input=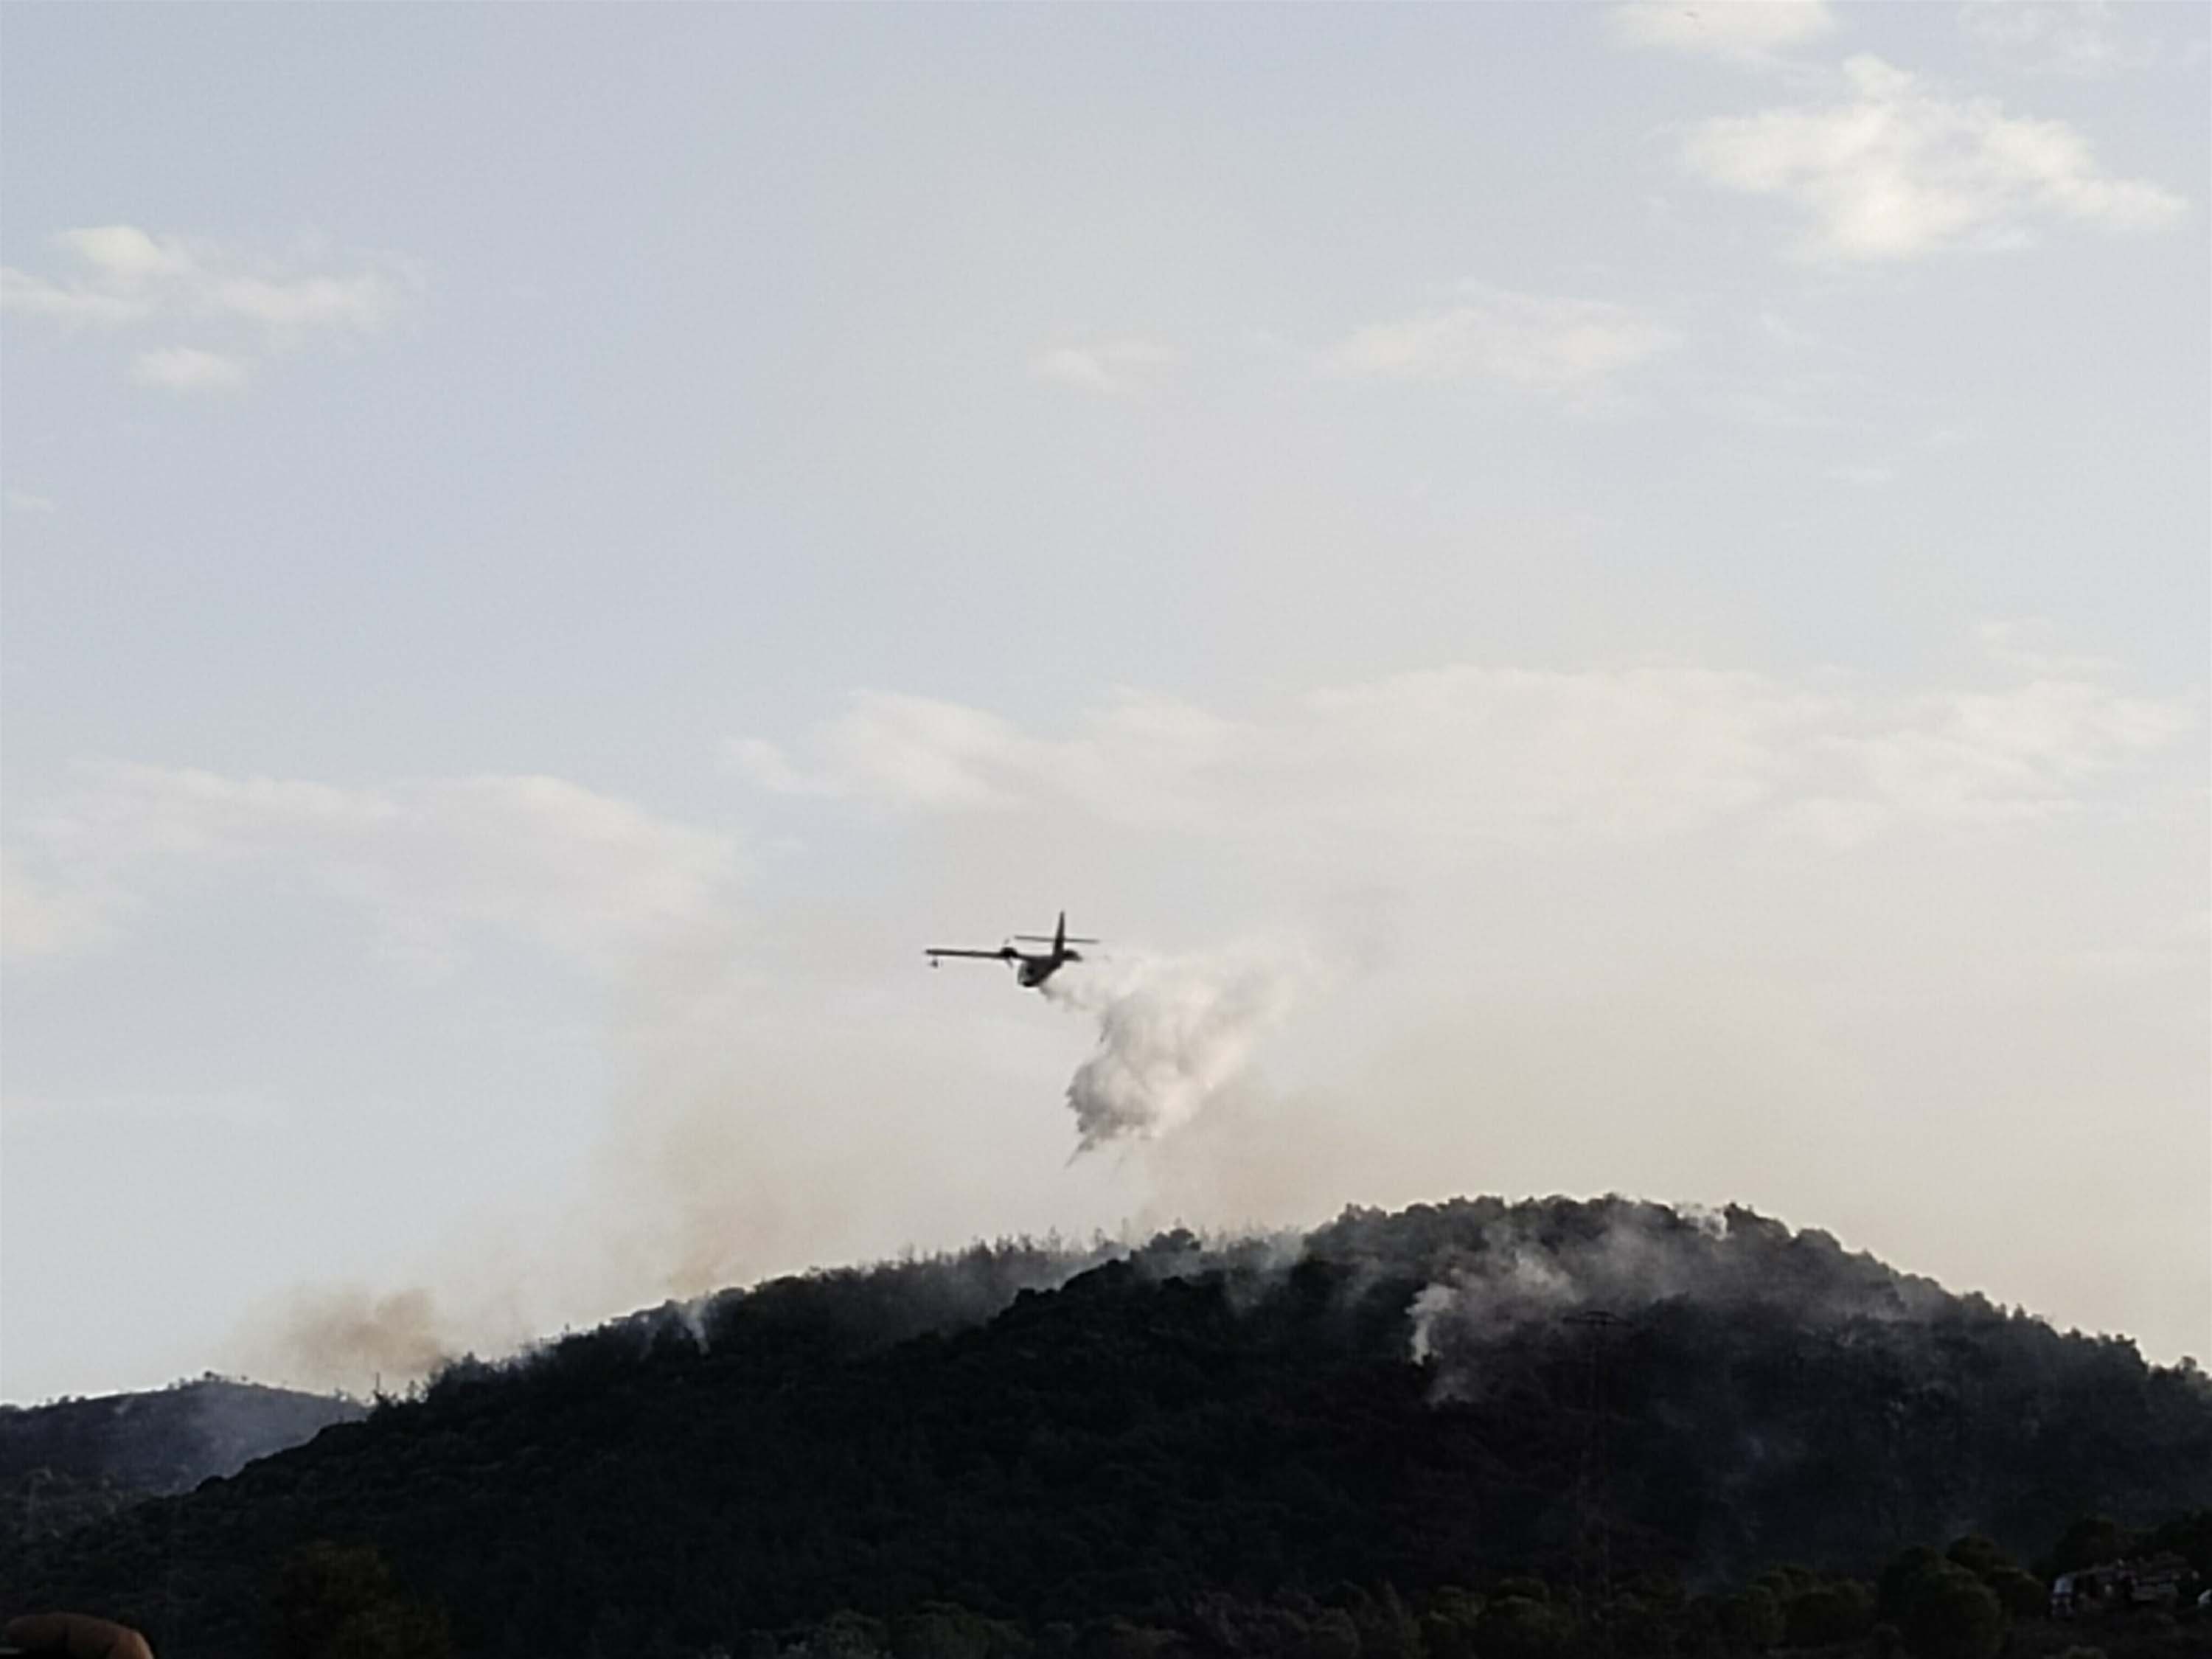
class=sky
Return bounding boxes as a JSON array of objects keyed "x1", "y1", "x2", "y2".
[{"x1": 1, "y1": 1, "x2": 2205, "y2": 1403}]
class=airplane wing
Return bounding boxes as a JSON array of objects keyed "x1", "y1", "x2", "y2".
[{"x1": 925, "y1": 947, "x2": 1013, "y2": 959}]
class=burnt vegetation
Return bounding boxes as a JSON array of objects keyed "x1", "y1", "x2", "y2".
[{"x1": 4, "y1": 1198, "x2": 2208, "y2": 1659}]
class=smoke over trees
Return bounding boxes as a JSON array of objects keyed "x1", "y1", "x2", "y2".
[
  {"x1": 0, "y1": 1377, "x2": 363, "y2": 1557},
  {"x1": 7, "y1": 1197, "x2": 2208, "y2": 1657}
]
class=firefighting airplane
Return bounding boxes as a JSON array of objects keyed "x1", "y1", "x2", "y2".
[{"x1": 925, "y1": 911, "x2": 1099, "y2": 990}]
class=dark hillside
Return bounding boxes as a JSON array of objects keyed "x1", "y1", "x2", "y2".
[
  {"x1": 7, "y1": 1200, "x2": 2208, "y2": 1658},
  {"x1": 0, "y1": 1377, "x2": 364, "y2": 1554}
]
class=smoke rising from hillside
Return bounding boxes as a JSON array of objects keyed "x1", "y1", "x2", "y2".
[
  {"x1": 236, "y1": 934, "x2": 1318, "y2": 1388},
  {"x1": 1385, "y1": 1197, "x2": 1954, "y2": 1385},
  {"x1": 1043, "y1": 945, "x2": 1311, "y2": 1150},
  {"x1": 238, "y1": 1284, "x2": 456, "y2": 1392},
  {"x1": 27, "y1": 1197, "x2": 2212, "y2": 1638}
]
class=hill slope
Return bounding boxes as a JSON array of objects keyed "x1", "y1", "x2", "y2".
[
  {"x1": 0, "y1": 1377, "x2": 365, "y2": 1554},
  {"x1": 7, "y1": 1198, "x2": 2208, "y2": 1656}
]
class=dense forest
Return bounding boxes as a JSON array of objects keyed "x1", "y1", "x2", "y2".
[
  {"x1": 1, "y1": 1377, "x2": 363, "y2": 1556},
  {"x1": 4, "y1": 1197, "x2": 2208, "y2": 1659}
]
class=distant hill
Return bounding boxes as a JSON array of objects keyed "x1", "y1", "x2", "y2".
[
  {"x1": 7, "y1": 1199, "x2": 2209, "y2": 1658},
  {"x1": 0, "y1": 1375, "x2": 364, "y2": 1552}
]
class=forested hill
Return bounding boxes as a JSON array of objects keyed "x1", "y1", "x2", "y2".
[
  {"x1": 0, "y1": 1377, "x2": 364, "y2": 1554},
  {"x1": 7, "y1": 1197, "x2": 2210, "y2": 1658}
]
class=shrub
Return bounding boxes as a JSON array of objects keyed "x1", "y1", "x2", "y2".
[
  {"x1": 1715, "y1": 1587, "x2": 1783, "y2": 1654},
  {"x1": 1898, "y1": 1565, "x2": 2004, "y2": 1659},
  {"x1": 1781, "y1": 1580, "x2": 1873, "y2": 1647},
  {"x1": 1983, "y1": 1565, "x2": 2046, "y2": 1619},
  {"x1": 1475, "y1": 1595, "x2": 1576, "y2": 1659}
]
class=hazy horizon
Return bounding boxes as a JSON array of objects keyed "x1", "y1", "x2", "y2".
[{"x1": 3, "y1": 1, "x2": 2205, "y2": 1403}]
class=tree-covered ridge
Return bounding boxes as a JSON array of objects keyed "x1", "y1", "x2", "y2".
[
  {"x1": 5, "y1": 1199, "x2": 2208, "y2": 1658},
  {"x1": 0, "y1": 1376, "x2": 364, "y2": 1554}
]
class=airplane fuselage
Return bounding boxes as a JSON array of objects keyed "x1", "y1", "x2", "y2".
[
  {"x1": 1018, "y1": 949, "x2": 1079, "y2": 988},
  {"x1": 925, "y1": 913, "x2": 1096, "y2": 993}
]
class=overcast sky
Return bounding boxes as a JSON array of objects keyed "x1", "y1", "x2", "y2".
[{"x1": 3, "y1": 1, "x2": 2205, "y2": 1403}]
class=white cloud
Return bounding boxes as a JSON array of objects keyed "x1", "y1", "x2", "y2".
[
  {"x1": 0, "y1": 849, "x2": 116, "y2": 960},
  {"x1": 212, "y1": 272, "x2": 411, "y2": 335},
  {"x1": 723, "y1": 737, "x2": 822, "y2": 798},
  {"x1": 1683, "y1": 55, "x2": 2187, "y2": 259},
  {"x1": 1028, "y1": 339, "x2": 1180, "y2": 396},
  {"x1": 0, "y1": 267, "x2": 152, "y2": 327},
  {"x1": 1959, "y1": 1, "x2": 2156, "y2": 77},
  {"x1": 732, "y1": 696, "x2": 1034, "y2": 810},
  {"x1": 17, "y1": 765, "x2": 741, "y2": 971},
  {"x1": 1801, "y1": 676, "x2": 2188, "y2": 832},
  {"x1": 55, "y1": 224, "x2": 197, "y2": 284},
  {"x1": 1329, "y1": 287, "x2": 1679, "y2": 402},
  {"x1": 132, "y1": 346, "x2": 249, "y2": 393},
  {"x1": 735, "y1": 641, "x2": 2193, "y2": 857},
  {"x1": 1612, "y1": 0, "x2": 1836, "y2": 63},
  {"x1": 1756, "y1": 310, "x2": 1822, "y2": 349},
  {"x1": 4, "y1": 489, "x2": 58, "y2": 515},
  {"x1": 1, "y1": 225, "x2": 424, "y2": 386},
  {"x1": 732, "y1": 690, "x2": 1239, "y2": 825},
  {"x1": 1972, "y1": 617, "x2": 2115, "y2": 677}
]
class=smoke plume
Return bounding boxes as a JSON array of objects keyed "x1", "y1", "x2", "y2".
[
  {"x1": 234, "y1": 931, "x2": 1318, "y2": 1391},
  {"x1": 1387, "y1": 1197, "x2": 1952, "y2": 1386},
  {"x1": 237, "y1": 1284, "x2": 458, "y2": 1394},
  {"x1": 1043, "y1": 945, "x2": 1310, "y2": 1151}
]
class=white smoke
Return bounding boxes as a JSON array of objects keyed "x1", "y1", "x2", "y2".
[
  {"x1": 1042, "y1": 944, "x2": 1311, "y2": 1152},
  {"x1": 234, "y1": 933, "x2": 1320, "y2": 1390},
  {"x1": 1402, "y1": 1200, "x2": 1954, "y2": 1388}
]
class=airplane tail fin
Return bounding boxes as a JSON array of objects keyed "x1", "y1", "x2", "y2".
[{"x1": 1014, "y1": 912, "x2": 1100, "y2": 948}]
